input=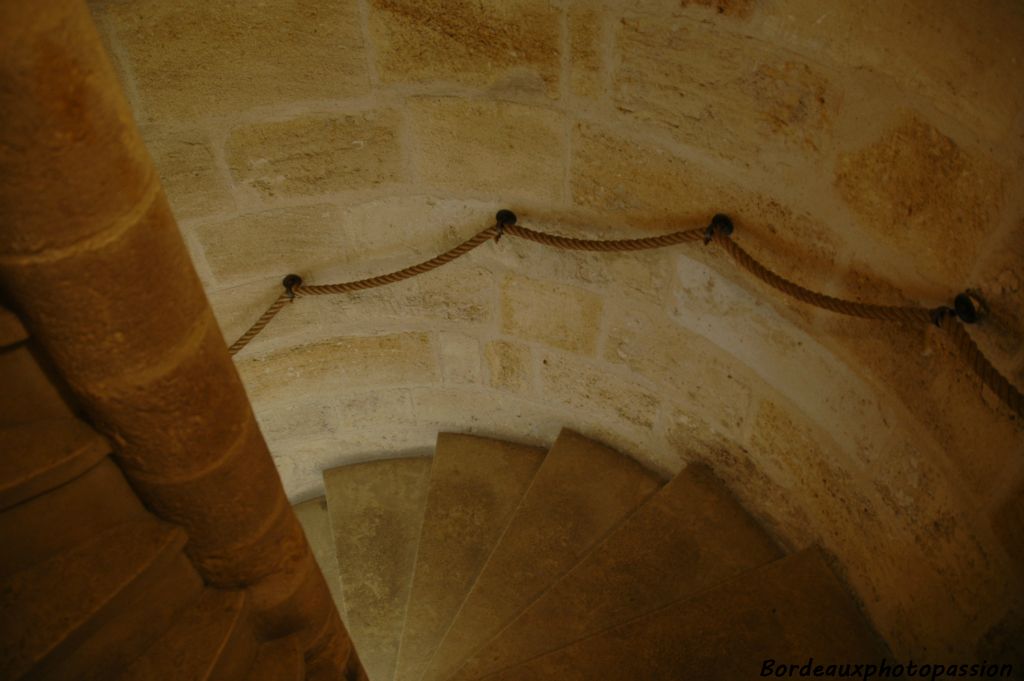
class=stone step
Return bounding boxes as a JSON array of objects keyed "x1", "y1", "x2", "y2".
[
  {"x1": 0, "y1": 343, "x2": 75, "y2": 427},
  {"x1": 324, "y1": 457, "x2": 432, "y2": 681},
  {"x1": 114, "y1": 588, "x2": 257, "y2": 681},
  {"x1": 246, "y1": 634, "x2": 305, "y2": 681},
  {"x1": 485, "y1": 549, "x2": 885, "y2": 681},
  {"x1": 0, "y1": 419, "x2": 110, "y2": 512},
  {"x1": 419, "y1": 429, "x2": 662, "y2": 681},
  {"x1": 0, "y1": 519, "x2": 193, "y2": 680},
  {"x1": 394, "y1": 434, "x2": 545, "y2": 681},
  {"x1": 0, "y1": 305, "x2": 27, "y2": 348},
  {"x1": 294, "y1": 496, "x2": 346, "y2": 621},
  {"x1": 451, "y1": 463, "x2": 784, "y2": 680}
]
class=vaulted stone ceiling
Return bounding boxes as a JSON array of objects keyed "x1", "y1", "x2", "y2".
[{"x1": 89, "y1": 0, "x2": 1023, "y2": 661}]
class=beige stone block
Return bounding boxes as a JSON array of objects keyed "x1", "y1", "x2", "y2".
[
  {"x1": 226, "y1": 112, "x2": 401, "y2": 200},
  {"x1": 604, "y1": 305, "x2": 752, "y2": 441},
  {"x1": 756, "y1": 0, "x2": 1024, "y2": 140},
  {"x1": 538, "y1": 351, "x2": 661, "y2": 430},
  {"x1": 569, "y1": 7, "x2": 602, "y2": 98},
  {"x1": 439, "y1": 332, "x2": 481, "y2": 385},
  {"x1": 408, "y1": 97, "x2": 565, "y2": 203},
  {"x1": 205, "y1": 277, "x2": 322, "y2": 354},
  {"x1": 409, "y1": 386, "x2": 564, "y2": 444},
  {"x1": 142, "y1": 127, "x2": 233, "y2": 220},
  {"x1": 324, "y1": 458, "x2": 432, "y2": 681},
  {"x1": 613, "y1": 17, "x2": 836, "y2": 161},
  {"x1": 500, "y1": 274, "x2": 602, "y2": 354},
  {"x1": 338, "y1": 196, "x2": 501, "y2": 264},
  {"x1": 570, "y1": 122, "x2": 724, "y2": 225},
  {"x1": 484, "y1": 340, "x2": 532, "y2": 393},
  {"x1": 836, "y1": 116, "x2": 1006, "y2": 283},
  {"x1": 368, "y1": 0, "x2": 560, "y2": 95},
  {"x1": 194, "y1": 204, "x2": 348, "y2": 287},
  {"x1": 99, "y1": 0, "x2": 368, "y2": 122},
  {"x1": 253, "y1": 394, "x2": 338, "y2": 445},
  {"x1": 237, "y1": 332, "x2": 438, "y2": 403}
]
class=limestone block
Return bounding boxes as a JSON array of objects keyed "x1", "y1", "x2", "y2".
[
  {"x1": 835, "y1": 116, "x2": 1005, "y2": 283},
  {"x1": 97, "y1": 0, "x2": 368, "y2": 123},
  {"x1": 410, "y1": 386, "x2": 564, "y2": 444},
  {"x1": 500, "y1": 274, "x2": 602, "y2": 354},
  {"x1": 439, "y1": 332, "x2": 481, "y2": 384},
  {"x1": 604, "y1": 305, "x2": 752, "y2": 442},
  {"x1": 408, "y1": 97, "x2": 565, "y2": 203},
  {"x1": 253, "y1": 395, "x2": 339, "y2": 446},
  {"x1": 368, "y1": 0, "x2": 560, "y2": 95},
  {"x1": 484, "y1": 340, "x2": 532, "y2": 393},
  {"x1": 570, "y1": 123, "x2": 725, "y2": 225},
  {"x1": 226, "y1": 112, "x2": 402, "y2": 200},
  {"x1": 756, "y1": 0, "x2": 1024, "y2": 140},
  {"x1": 537, "y1": 351, "x2": 661, "y2": 430},
  {"x1": 194, "y1": 204, "x2": 348, "y2": 288},
  {"x1": 142, "y1": 126, "x2": 233, "y2": 220},
  {"x1": 205, "y1": 278, "x2": 323, "y2": 355},
  {"x1": 613, "y1": 17, "x2": 836, "y2": 161},
  {"x1": 237, "y1": 333, "x2": 438, "y2": 404},
  {"x1": 568, "y1": 7, "x2": 602, "y2": 98}
]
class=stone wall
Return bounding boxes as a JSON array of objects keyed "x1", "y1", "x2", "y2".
[{"x1": 90, "y1": 0, "x2": 1024, "y2": 660}]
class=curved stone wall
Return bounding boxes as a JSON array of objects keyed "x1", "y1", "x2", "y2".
[{"x1": 90, "y1": 0, "x2": 1023, "y2": 660}]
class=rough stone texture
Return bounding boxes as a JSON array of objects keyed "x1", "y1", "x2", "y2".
[
  {"x1": 613, "y1": 16, "x2": 837, "y2": 162},
  {"x1": 408, "y1": 97, "x2": 565, "y2": 202},
  {"x1": 486, "y1": 549, "x2": 883, "y2": 681},
  {"x1": 368, "y1": 0, "x2": 560, "y2": 95},
  {"x1": 756, "y1": 0, "x2": 1024, "y2": 141},
  {"x1": 142, "y1": 127, "x2": 233, "y2": 220},
  {"x1": 568, "y1": 7, "x2": 602, "y2": 98},
  {"x1": 500, "y1": 274, "x2": 603, "y2": 354},
  {"x1": 394, "y1": 434, "x2": 545, "y2": 681},
  {"x1": 293, "y1": 497, "x2": 345, "y2": 620},
  {"x1": 438, "y1": 332, "x2": 481, "y2": 384},
  {"x1": 323, "y1": 458, "x2": 431, "y2": 681},
  {"x1": 421, "y1": 429, "x2": 661, "y2": 681},
  {"x1": 96, "y1": 0, "x2": 368, "y2": 123},
  {"x1": 836, "y1": 117, "x2": 1005, "y2": 283},
  {"x1": 238, "y1": 333, "x2": 438, "y2": 404},
  {"x1": 993, "y1": 481, "x2": 1024, "y2": 581},
  {"x1": 193, "y1": 204, "x2": 348, "y2": 287},
  {"x1": 484, "y1": 340, "x2": 532, "y2": 393},
  {"x1": 451, "y1": 464, "x2": 782, "y2": 680},
  {"x1": 226, "y1": 112, "x2": 402, "y2": 200}
]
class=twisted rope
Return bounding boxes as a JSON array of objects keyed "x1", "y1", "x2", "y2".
[{"x1": 226, "y1": 212, "x2": 1022, "y2": 420}]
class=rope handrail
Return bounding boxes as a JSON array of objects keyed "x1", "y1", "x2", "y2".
[{"x1": 227, "y1": 210, "x2": 1023, "y2": 420}]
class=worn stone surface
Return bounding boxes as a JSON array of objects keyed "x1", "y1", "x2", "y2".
[
  {"x1": 226, "y1": 112, "x2": 402, "y2": 200},
  {"x1": 438, "y1": 332, "x2": 481, "y2": 384},
  {"x1": 237, "y1": 333, "x2": 438, "y2": 404},
  {"x1": 368, "y1": 0, "x2": 560, "y2": 95},
  {"x1": 500, "y1": 274, "x2": 603, "y2": 354},
  {"x1": 613, "y1": 17, "x2": 836, "y2": 161},
  {"x1": 452, "y1": 464, "x2": 782, "y2": 680},
  {"x1": 408, "y1": 97, "x2": 565, "y2": 202},
  {"x1": 421, "y1": 429, "x2": 661, "y2": 681},
  {"x1": 323, "y1": 457, "x2": 431, "y2": 681},
  {"x1": 568, "y1": 7, "x2": 602, "y2": 98},
  {"x1": 486, "y1": 550, "x2": 883, "y2": 681},
  {"x1": 193, "y1": 204, "x2": 349, "y2": 287},
  {"x1": 484, "y1": 340, "x2": 532, "y2": 393},
  {"x1": 394, "y1": 434, "x2": 545, "y2": 681},
  {"x1": 836, "y1": 117, "x2": 1005, "y2": 283},
  {"x1": 97, "y1": 0, "x2": 368, "y2": 122},
  {"x1": 142, "y1": 127, "x2": 233, "y2": 220}
]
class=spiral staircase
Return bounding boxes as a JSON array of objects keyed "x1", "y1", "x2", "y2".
[{"x1": 296, "y1": 429, "x2": 886, "y2": 681}]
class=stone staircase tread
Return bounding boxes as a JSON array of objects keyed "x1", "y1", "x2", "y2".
[
  {"x1": 484, "y1": 549, "x2": 885, "y2": 681},
  {"x1": 0, "y1": 418, "x2": 110, "y2": 512},
  {"x1": 245, "y1": 634, "x2": 305, "y2": 681},
  {"x1": 0, "y1": 519, "x2": 189, "y2": 680},
  {"x1": 0, "y1": 344, "x2": 77, "y2": 426},
  {"x1": 450, "y1": 462, "x2": 784, "y2": 680},
  {"x1": 394, "y1": 433, "x2": 546, "y2": 681},
  {"x1": 324, "y1": 456, "x2": 432, "y2": 681},
  {"x1": 114, "y1": 588, "x2": 257, "y2": 681},
  {"x1": 419, "y1": 428, "x2": 662, "y2": 681},
  {"x1": 0, "y1": 306, "x2": 27, "y2": 348},
  {"x1": 295, "y1": 496, "x2": 346, "y2": 621}
]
